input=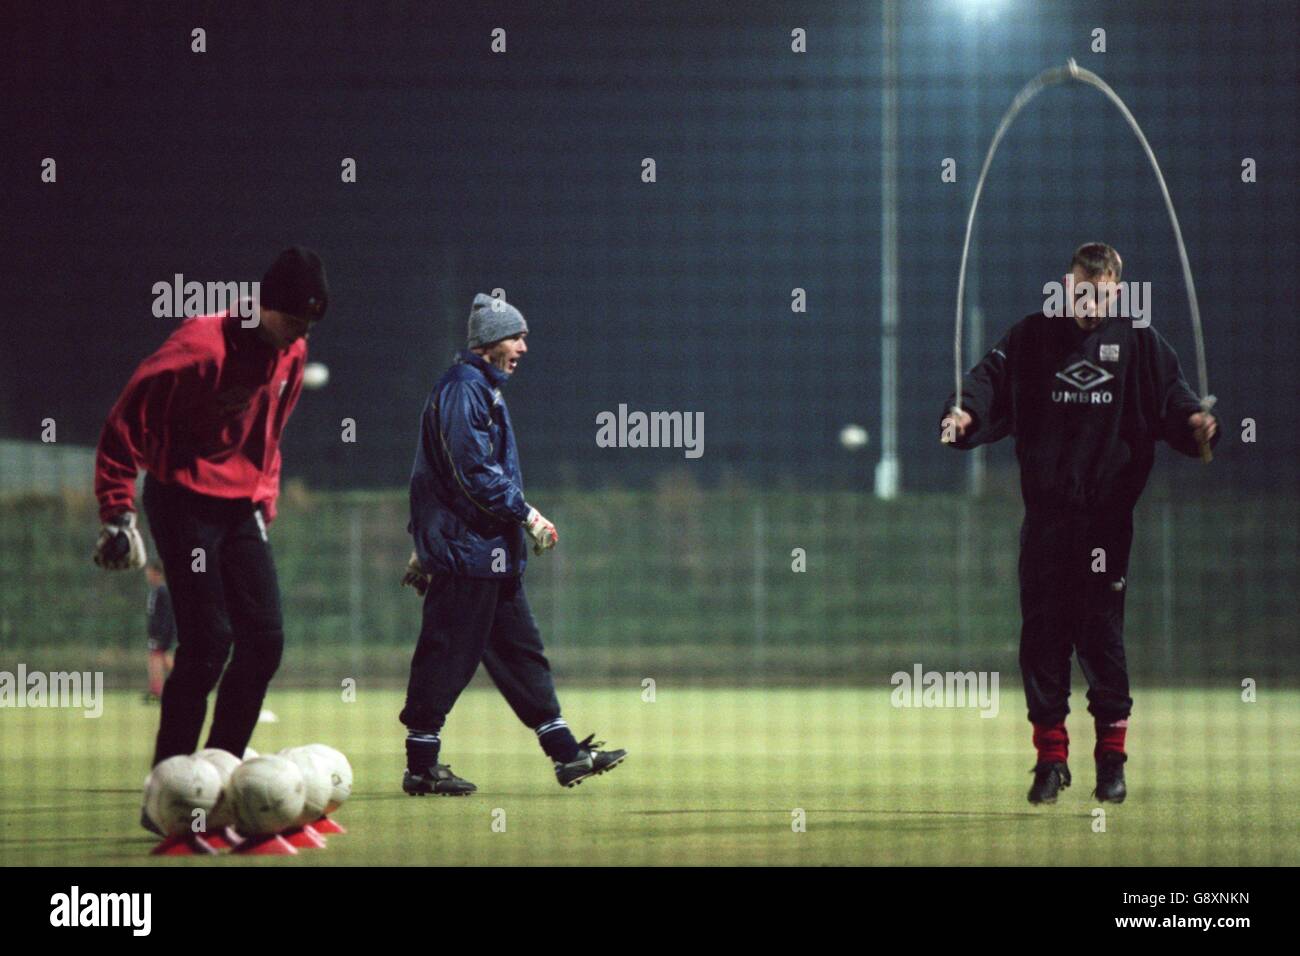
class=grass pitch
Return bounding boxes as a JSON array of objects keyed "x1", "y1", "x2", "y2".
[{"x1": 2, "y1": 687, "x2": 1297, "y2": 866}]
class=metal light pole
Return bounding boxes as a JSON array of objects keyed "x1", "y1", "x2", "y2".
[
  {"x1": 875, "y1": 0, "x2": 901, "y2": 500},
  {"x1": 966, "y1": 23, "x2": 986, "y2": 497}
]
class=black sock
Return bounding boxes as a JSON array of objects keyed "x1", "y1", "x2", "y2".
[
  {"x1": 405, "y1": 730, "x2": 441, "y2": 773},
  {"x1": 535, "y1": 717, "x2": 580, "y2": 763}
]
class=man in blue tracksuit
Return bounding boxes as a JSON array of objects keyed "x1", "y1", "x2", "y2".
[{"x1": 398, "y1": 293, "x2": 627, "y2": 795}]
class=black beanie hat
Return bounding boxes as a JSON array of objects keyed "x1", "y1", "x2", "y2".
[{"x1": 260, "y1": 247, "x2": 329, "y2": 319}]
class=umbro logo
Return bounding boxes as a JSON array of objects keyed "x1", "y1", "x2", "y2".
[{"x1": 1055, "y1": 359, "x2": 1114, "y2": 391}]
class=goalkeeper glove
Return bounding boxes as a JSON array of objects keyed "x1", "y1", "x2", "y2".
[
  {"x1": 401, "y1": 551, "x2": 431, "y2": 596},
  {"x1": 524, "y1": 506, "x2": 558, "y2": 555},
  {"x1": 93, "y1": 511, "x2": 147, "y2": 571}
]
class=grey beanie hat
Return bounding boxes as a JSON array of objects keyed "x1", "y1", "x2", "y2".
[{"x1": 467, "y1": 293, "x2": 528, "y2": 348}]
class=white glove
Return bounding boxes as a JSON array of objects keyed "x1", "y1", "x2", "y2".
[
  {"x1": 524, "y1": 506, "x2": 558, "y2": 556},
  {"x1": 93, "y1": 511, "x2": 147, "y2": 570},
  {"x1": 401, "y1": 551, "x2": 431, "y2": 596}
]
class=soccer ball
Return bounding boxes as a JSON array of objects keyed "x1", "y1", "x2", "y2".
[
  {"x1": 195, "y1": 748, "x2": 241, "y2": 830},
  {"x1": 302, "y1": 362, "x2": 330, "y2": 389},
  {"x1": 196, "y1": 748, "x2": 241, "y2": 780},
  {"x1": 301, "y1": 743, "x2": 353, "y2": 814},
  {"x1": 228, "y1": 756, "x2": 306, "y2": 837},
  {"x1": 278, "y1": 747, "x2": 332, "y2": 825},
  {"x1": 839, "y1": 423, "x2": 869, "y2": 450},
  {"x1": 143, "y1": 755, "x2": 223, "y2": 838}
]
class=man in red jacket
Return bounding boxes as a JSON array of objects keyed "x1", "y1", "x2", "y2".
[{"x1": 93, "y1": 248, "x2": 328, "y2": 788}]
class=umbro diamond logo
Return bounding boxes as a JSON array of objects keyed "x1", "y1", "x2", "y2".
[{"x1": 1055, "y1": 359, "x2": 1114, "y2": 391}]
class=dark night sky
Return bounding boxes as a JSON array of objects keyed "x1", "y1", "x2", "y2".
[{"x1": 2, "y1": 0, "x2": 1295, "y2": 494}]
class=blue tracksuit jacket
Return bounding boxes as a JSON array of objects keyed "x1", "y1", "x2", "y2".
[{"x1": 408, "y1": 350, "x2": 531, "y2": 578}]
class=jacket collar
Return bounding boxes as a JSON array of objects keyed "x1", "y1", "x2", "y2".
[
  {"x1": 223, "y1": 301, "x2": 278, "y2": 360},
  {"x1": 460, "y1": 349, "x2": 510, "y2": 388}
]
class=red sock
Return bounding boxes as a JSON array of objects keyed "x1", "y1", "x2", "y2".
[
  {"x1": 1094, "y1": 718, "x2": 1128, "y2": 760},
  {"x1": 1032, "y1": 721, "x2": 1069, "y2": 764}
]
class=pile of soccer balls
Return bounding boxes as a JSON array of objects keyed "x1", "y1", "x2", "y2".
[{"x1": 142, "y1": 744, "x2": 352, "y2": 855}]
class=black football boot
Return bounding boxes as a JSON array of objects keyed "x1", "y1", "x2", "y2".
[
  {"x1": 1027, "y1": 762, "x2": 1071, "y2": 804},
  {"x1": 403, "y1": 764, "x2": 478, "y2": 796},
  {"x1": 555, "y1": 734, "x2": 628, "y2": 788},
  {"x1": 1093, "y1": 752, "x2": 1127, "y2": 803}
]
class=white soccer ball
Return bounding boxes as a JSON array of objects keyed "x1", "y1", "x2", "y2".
[
  {"x1": 301, "y1": 744, "x2": 353, "y2": 814},
  {"x1": 839, "y1": 423, "x2": 869, "y2": 450},
  {"x1": 228, "y1": 756, "x2": 306, "y2": 837},
  {"x1": 195, "y1": 748, "x2": 241, "y2": 830},
  {"x1": 278, "y1": 747, "x2": 333, "y2": 825},
  {"x1": 302, "y1": 362, "x2": 330, "y2": 389},
  {"x1": 143, "y1": 755, "x2": 223, "y2": 838},
  {"x1": 196, "y1": 748, "x2": 241, "y2": 781}
]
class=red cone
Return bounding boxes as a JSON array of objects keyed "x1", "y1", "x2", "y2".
[
  {"x1": 204, "y1": 827, "x2": 244, "y2": 851},
  {"x1": 312, "y1": 816, "x2": 346, "y2": 834},
  {"x1": 151, "y1": 833, "x2": 218, "y2": 856},
  {"x1": 233, "y1": 834, "x2": 299, "y2": 855},
  {"x1": 283, "y1": 825, "x2": 327, "y2": 849}
]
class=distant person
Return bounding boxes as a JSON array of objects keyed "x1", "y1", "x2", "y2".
[
  {"x1": 940, "y1": 242, "x2": 1219, "y2": 805},
  {"x1": 399, "y1": 293, "x2": 627, "y2": 794},
  {"x1": 91, "y1": 247, "x2": 328, "y2": 835},
  {"x1": 144, "y1": 562, "x2": 175, "y2": 703}
]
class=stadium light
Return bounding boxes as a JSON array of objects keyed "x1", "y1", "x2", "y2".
[{"x1": 954, "y1": 0, "x2": 1007, "y2": 20}]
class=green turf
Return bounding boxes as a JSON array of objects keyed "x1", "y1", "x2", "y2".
[{"x1": 2, "y1": 687, "x2": 1297, "y2": 866}]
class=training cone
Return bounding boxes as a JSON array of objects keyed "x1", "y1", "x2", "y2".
[
  {"x1": 283, "y1": 825, "x2": 327, "y2": 849},
  {"x1": 233, "y1": 834, "x2": 299, "y2": 856},
  {"x1": 204, "y1": 827, "x2": 244, "y2": 851},
  {"x1": 151, "y1": 833, "x2": 218, "y2": 856},
  {"x1": 312, "y1": 816, "x2": 346, "y2": 835}
]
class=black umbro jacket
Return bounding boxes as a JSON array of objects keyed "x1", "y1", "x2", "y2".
[{"x1": 942, "y1": 311, "x2": 1220, "y2": 514}]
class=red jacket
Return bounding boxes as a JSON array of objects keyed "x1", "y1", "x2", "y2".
[{"x1": 95, "y1": 311, "x2": 306, "y2": 523}]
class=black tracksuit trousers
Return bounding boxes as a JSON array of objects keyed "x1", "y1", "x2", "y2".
[
  {"x1": 142, "y1": 475, "x2": 284, "y2": 764},
  {"x1": 399, "y1": 573, "x2": 561, "y2": 735},
  {"x1": 1018, "y1": 508, "x2": 1135, "y2": 726}
]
